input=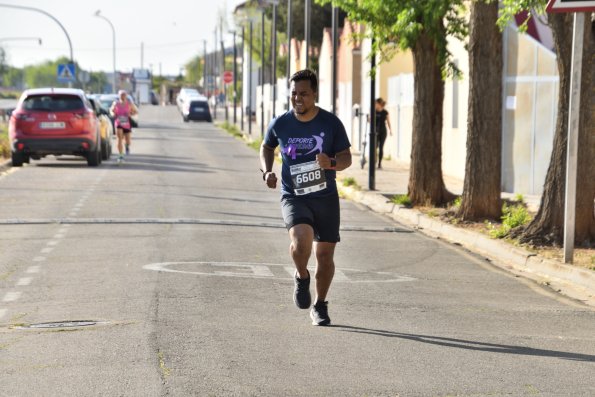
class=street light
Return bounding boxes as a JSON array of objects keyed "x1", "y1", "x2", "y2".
[
  {"x1": 0, "y1": 4, "x2": 73, "y2": 64},
  {"x1": 0, "y1": 37, "x2": 42, "y2": 45},
  {"x1": 94, "y1": 10, "x2": 116, "y2": 93}
]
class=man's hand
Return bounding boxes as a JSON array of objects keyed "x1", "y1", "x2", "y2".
[
  {"x1": 264, "y1": 172, "x2": 277, "y2": 189},
  {"x1": 316, "y1": 153, "x2": 333, "y2": 169}
]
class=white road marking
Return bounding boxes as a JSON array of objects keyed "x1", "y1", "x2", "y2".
[
  {"x1": 144, "y1": 262, "x2": 417, "y2": 283},
  {"x1": 213, "y1": 263, "x2": 275, "y2": 278},
  {"x1": 3, "y1": 292, "x2": 22, "y2": 302},
  {"x1": 16, "y1": 277, "x2": 32, "y2": 286},
  {"x1": 0, "y1": 308, "x2": 6, "y2": 320},
  {"x1": 41, "y1": 247, "x2": 54, "y2": 254},
  {"x1": 26, "y1": 266, "x2": 40, "y2": 273},
  {"x1": 33, "y1": 256, "x2": 46, "y2": 262}
]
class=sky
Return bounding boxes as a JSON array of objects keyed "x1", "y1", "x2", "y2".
[{"x1": 0, "y1": 0, "x2": 246, "y2": 76}]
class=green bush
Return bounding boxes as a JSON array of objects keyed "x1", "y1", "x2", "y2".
[
  {"x1": 0, "y1": 123, "x2": 9, "y2": 159},
  {"x1": 489, "y1": 202, "x2": 531, "y2": 238},
  {"x1": 342, "y1": 177, "x2": 359, "y2": 188},
  {"x1": 391, "y1": 194, "x2": 412, "y2": 207}
]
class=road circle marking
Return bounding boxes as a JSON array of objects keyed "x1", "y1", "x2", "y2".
[{"x1": 143, "y1": 261, "x2": 416, "y2": 283}]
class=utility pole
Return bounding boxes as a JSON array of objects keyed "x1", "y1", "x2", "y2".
[
  {"x1": 271, "y1": 2, "x2": 277, "y2": 118},
  {"x1": 261, "y1": 9, "x2": 265, "y2": 138},
  {"x1": 331, "y1": 5, "x2": 338, "y2": 115},
  {"x1": 304, "y1": 0, "x2": 311, "y2": 70},
  {"x1": 286, "y1": 0, "x2": 292, "y2": 110},
  {"x1": 368, "y1": 36, "x2": 376, "y2": 191}
]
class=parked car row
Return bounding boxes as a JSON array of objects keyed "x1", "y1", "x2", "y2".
[{"x1": 7, "y1": 88, "x2": 125, "y2": 167}]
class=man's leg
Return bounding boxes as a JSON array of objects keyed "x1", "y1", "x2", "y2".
[
  {"x1": 288, "y1": 224, "x2": 313, "y2": 279},
  {"x1": 313, "y1": 242, "x2": 336, "y2": 302}
]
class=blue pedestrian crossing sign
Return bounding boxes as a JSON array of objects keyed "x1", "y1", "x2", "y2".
[{"x1": 57, "y1": 63, "x2": 76, "y2": 83}]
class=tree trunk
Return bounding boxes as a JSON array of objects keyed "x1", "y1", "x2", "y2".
[
  {"x1": 408, "y1": 30, "x2": 455, "y2": 206},
  {"x1": 575, "y1": 15, "x2": 595, "y2": 244},
  {"x1": 519, "y1": 13, "x2": 595, "y2": 246},
  {"x1": 458, "y1": 0, "x2": 503, "y2": 221}
]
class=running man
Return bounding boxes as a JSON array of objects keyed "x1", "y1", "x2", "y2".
[
  {"x1": 260, "y1": 69, "x2": 352, "y2": 326},
  {"x1": 110, "y1": 90, "x2": 138, "y2": 163}
]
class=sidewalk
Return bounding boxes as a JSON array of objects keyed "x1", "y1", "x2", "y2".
[
  {"x1": 336, "y1": 151, "x2": 595, "y2": 308},
  {"x1": 225, "y1": 114, "x2": 595, "y2": 308}
]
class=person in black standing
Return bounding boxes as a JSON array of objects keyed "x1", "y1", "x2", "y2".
[{"x1": 374, "y1": 98, "x2": 392, "y2": 169}]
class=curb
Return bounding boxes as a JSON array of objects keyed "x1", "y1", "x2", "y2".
[
  {"x1": 0, "y1": 158, "x2": 10, "y2": 172},
  {"x1": 339, "y1": 185, "x2": 595, "y2": 307}
]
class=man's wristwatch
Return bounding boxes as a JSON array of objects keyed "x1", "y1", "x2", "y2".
[{"x1": 330, "y1": 158, "x2": 337, "y2": 169}]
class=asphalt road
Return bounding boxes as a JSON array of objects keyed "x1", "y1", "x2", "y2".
[{"x1": 0, "y1": 106, "x2": 593, "y2": 397}]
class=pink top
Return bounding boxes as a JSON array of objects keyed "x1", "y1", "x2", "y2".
[{"x1": 113, "y1": 101, "x2": 131, "y2": 129}]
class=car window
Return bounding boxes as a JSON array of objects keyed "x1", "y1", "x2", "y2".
[
  {"x1": 190, "y1": 101, "x2": 208, "y2": 108},
  {"x1": 23, "y1": 95, "x2": 84, "y2": 111}
]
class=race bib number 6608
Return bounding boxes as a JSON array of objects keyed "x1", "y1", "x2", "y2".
[{"x1": 290, "y1": 160, "x2": 327, "y2": 195}]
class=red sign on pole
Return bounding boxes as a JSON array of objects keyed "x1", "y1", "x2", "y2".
[
  {"x1": 223, "y1": 71, "x2": 233, "y2": 84},
  {"x1": 547, "y1": 0, "x2": 595, "y2": 13}
]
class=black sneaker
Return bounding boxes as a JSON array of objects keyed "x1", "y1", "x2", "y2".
[
  {"x1": 293, "y1": 271, "x2": 311, "y2": 309},
  {"x1": 310, "y1": 301, "x2": 331, "y2": 326}
]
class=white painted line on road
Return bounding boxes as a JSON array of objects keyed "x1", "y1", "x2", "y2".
[
  {"x1": 41, "y1": 247, "x2": 54, "y2": 254},
  {"x1": 284, "y1": 266, "x2": 349, "y2": 282},
  {"x1": 26, "y1": 266, "x2": 40, "y2": 274},
  {"x1": 3, "y1": 292, "x2": 22, "y2": 302},
  {"x1": 33, "y1": 256, "x2": 46, "y2": 262},
  {"x1": 0, "y1": 308, "x2": 6, "y2": 320},
  {"x1": 145, "y1": 262, "x2": 417, "y2": 283},
  {"x1": 16, "y1": 277, "x2": 32, "y2": 286}
]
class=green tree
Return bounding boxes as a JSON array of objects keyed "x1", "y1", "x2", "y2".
[
  {"x1": 0, "y1": 47, "x2": 7, "y2": 85},
  {"x1": 319, "y1": 0, "x2": 466, "y2": 206},
  {"x1": 500, "y1": 2, "x2": 595, "y2": 246},
  {"x1": 457, "y1": 0, "x2": 503, "y2": 221}
]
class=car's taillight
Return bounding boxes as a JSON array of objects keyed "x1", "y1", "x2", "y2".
[
  {"x1": 15, "y1": 112, "x2": 34, "y2": 122},
  {"x1": 81, "y1": 142, "x2": 89, "y2": 149},
  {"x1": 74, "y1": 112, "x2": 91, "y2": 120},
  {"x1": 17, "y1": 143, "x2": 25, "y2": 150}
]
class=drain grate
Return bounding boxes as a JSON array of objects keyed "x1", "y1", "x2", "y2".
[{"x1": 19, "y1": 320, "x2": 104, "y2": 329}]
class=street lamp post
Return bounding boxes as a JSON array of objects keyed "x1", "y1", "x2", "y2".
[
  {"x1": 0, "y1": 4, "x2": 73, "y2": 63},
  {"x1": 94, "y1": 10, "x2": 116, "y2": 93},
  {"x1": 0, "y1": 37, "x2": 42, "y2": 45}
]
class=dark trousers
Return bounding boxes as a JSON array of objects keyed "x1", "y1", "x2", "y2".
[{"x1": 376, "y1": 132, "x2": 387, "y2": 166}]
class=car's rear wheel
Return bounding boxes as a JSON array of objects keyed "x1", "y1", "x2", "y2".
[
  {"x1": 101, "y1": 138, "x2": 109, "y2": 160},
  {"x1": 11, "y1": 151, "x2": 24, "y2": 167},
  {"x1": 87, "y1": 145, "x2": 101, "y2": 167}
]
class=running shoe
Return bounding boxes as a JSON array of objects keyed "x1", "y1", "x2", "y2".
[
  {"x1": 117, "y1": 155, "x2": 124, "y2": 164},
  {"x1": 293, "y1": 271, "x2": 311, "y2": 309},
  {"x1": 310, "y1": 300, "x2": 331, "y2": 326}
]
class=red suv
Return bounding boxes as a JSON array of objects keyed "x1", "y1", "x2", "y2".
[{"x1": 9, "y1": 88, "x2": 102, "y2": 167}]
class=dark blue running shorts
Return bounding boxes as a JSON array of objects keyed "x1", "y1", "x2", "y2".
[{"x1": 281, "y1": 194, "x2": 341, "y2": 243}]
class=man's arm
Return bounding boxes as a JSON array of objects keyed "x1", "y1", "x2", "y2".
[
  {"x1": 316, "y1": 148, "x2": 352, "y2": 171},
  {"x1": 260, "y1": 142, "x2": 278, "y2": 189}
]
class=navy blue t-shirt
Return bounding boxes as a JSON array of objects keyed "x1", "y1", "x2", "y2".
[{"x1": 264, "y1": 108, "x2": 351, "y2": 198}]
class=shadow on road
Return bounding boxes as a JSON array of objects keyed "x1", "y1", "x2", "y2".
[{"x1": 334, "y1": 325, "x2": 595, "y2": 362}]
